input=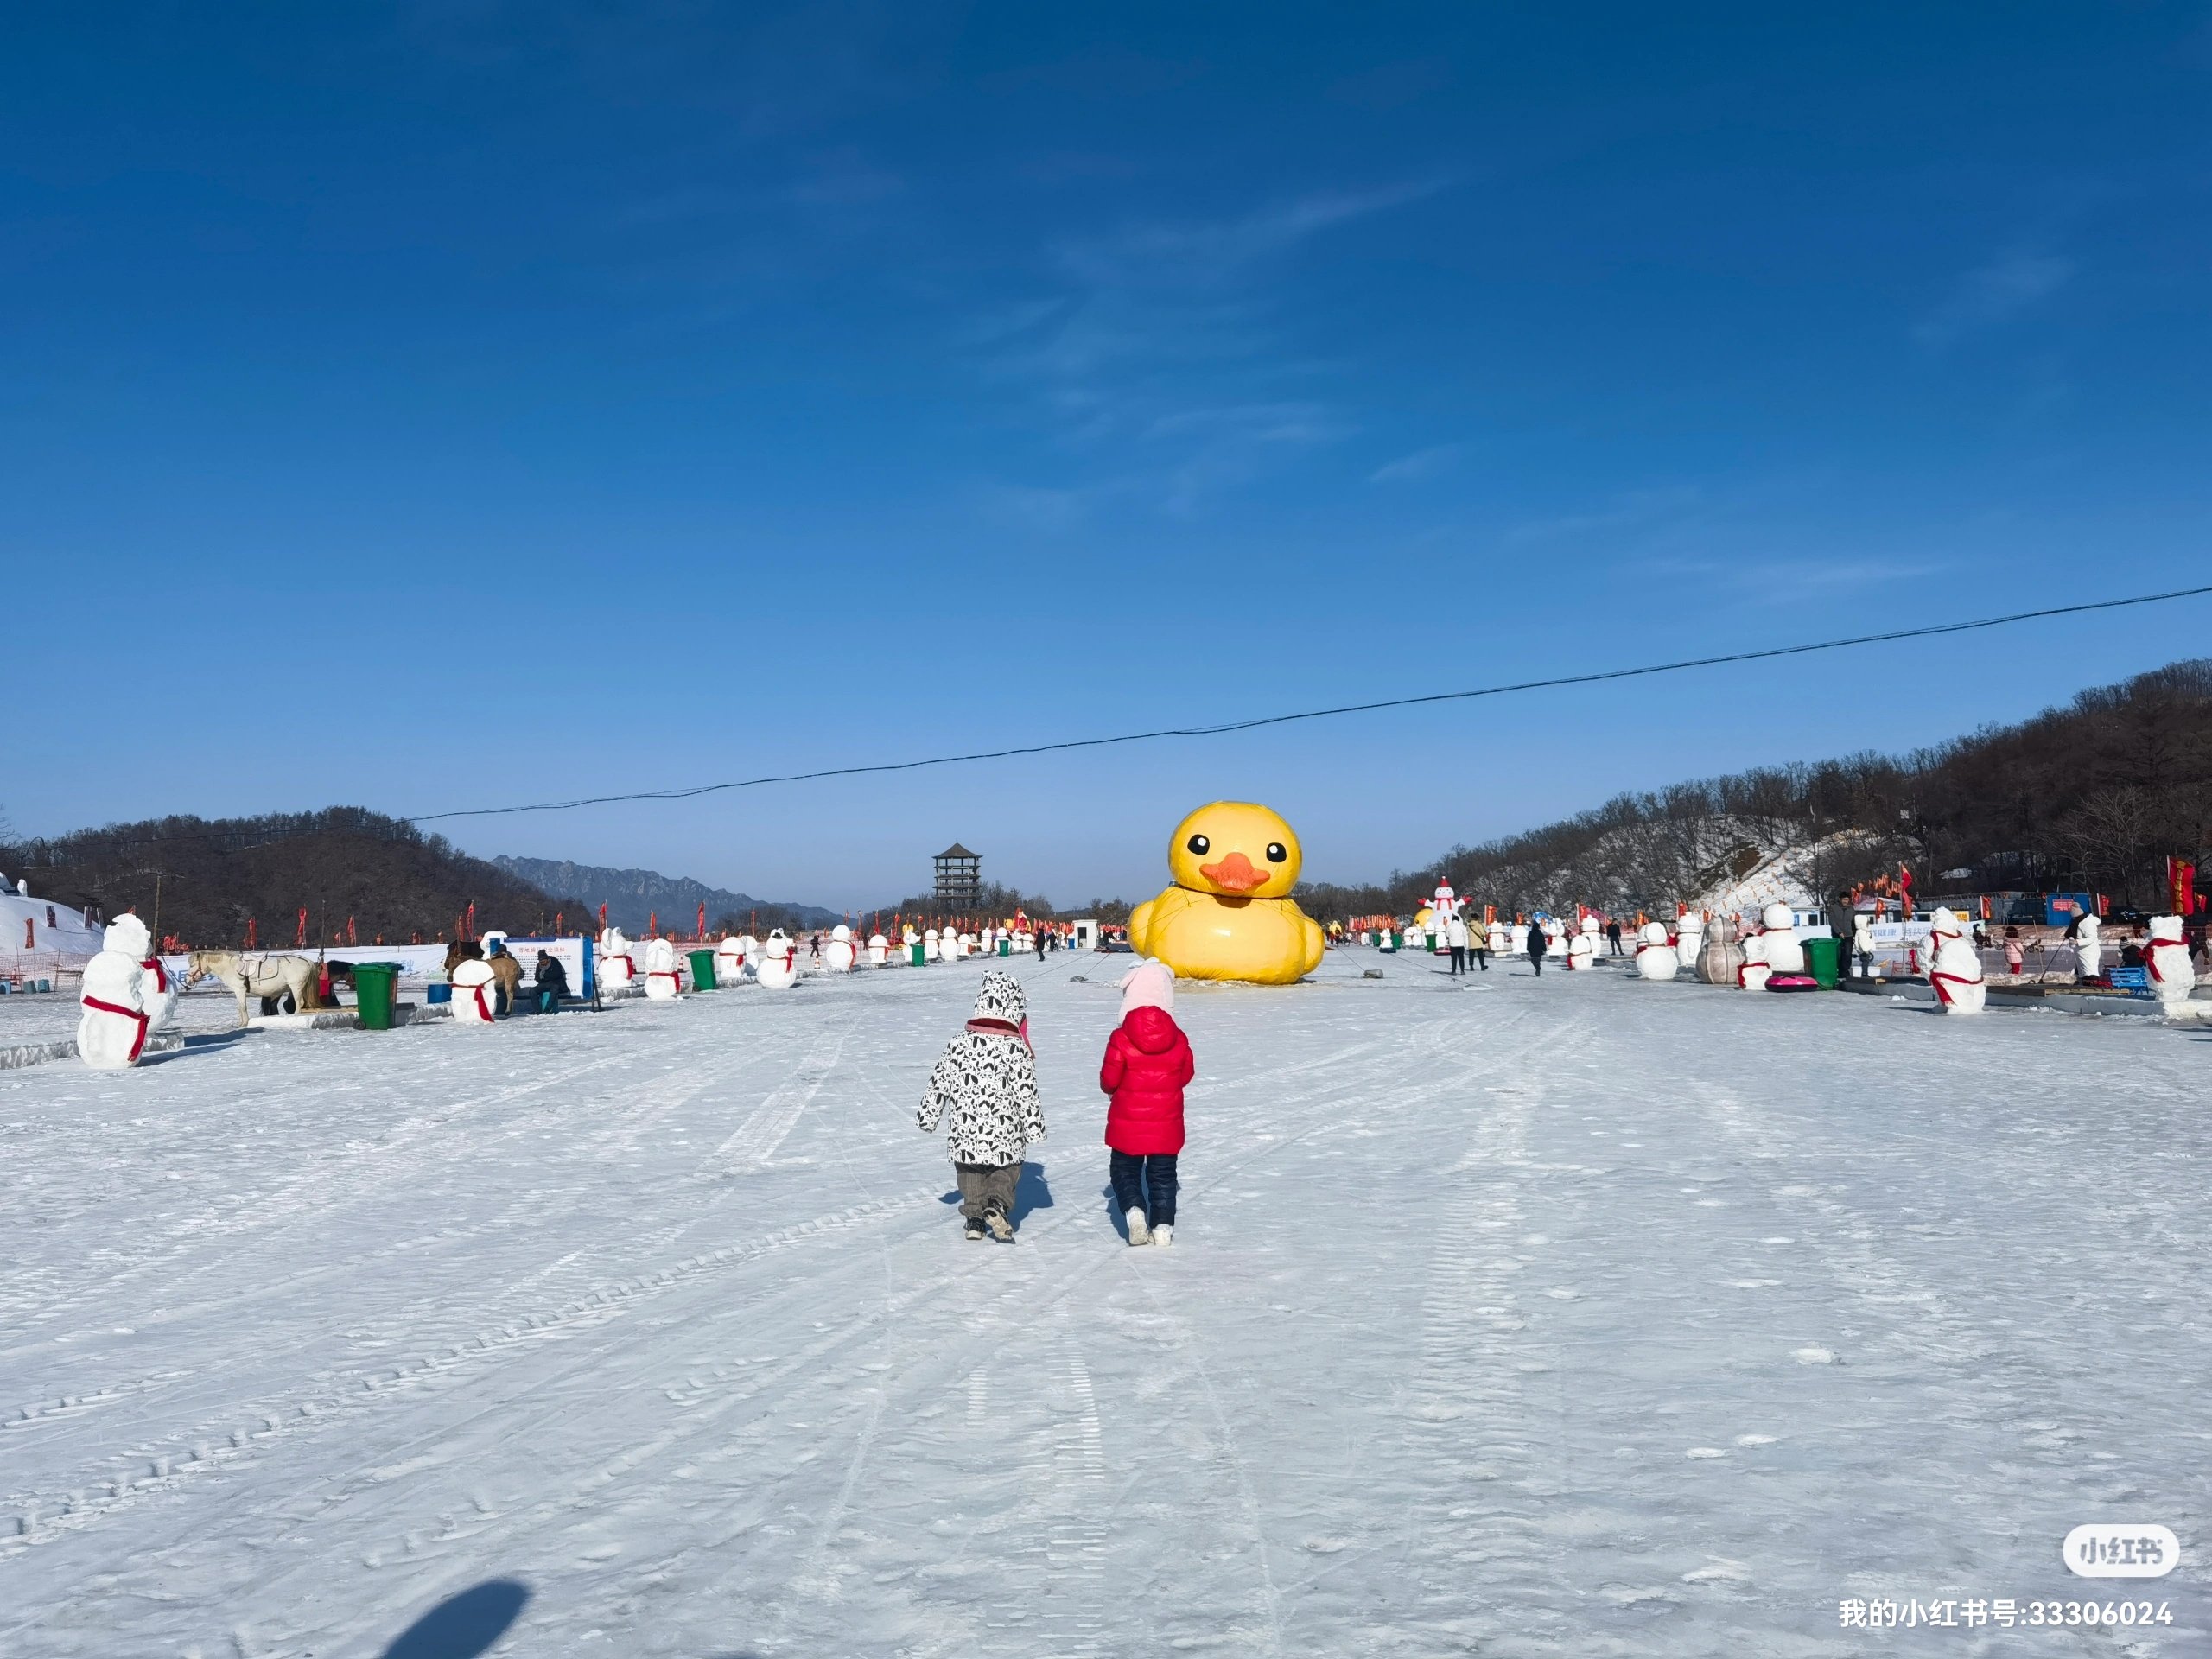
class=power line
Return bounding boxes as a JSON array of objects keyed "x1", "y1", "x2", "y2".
[{"x1": 411, "y1": 581, "x2": 2212, "y2": 823}]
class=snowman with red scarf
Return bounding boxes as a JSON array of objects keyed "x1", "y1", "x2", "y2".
[
  {"x1": 2145, "y1": 915, "x2": 2197, "y2": 1014},
  {"x1": 641, "y1": 935, "x2": 683, "y2": 999},
  {"x1": 451, "y1": 952, "x2": 500, "y2": 1027},
  {"x1": 598, "y1": 925, "x2": 638, "y2": 995},
  {"x1": 1634, "y1": 920, "x2": 1679, "y2": 982},
  {"x1": 78, "y1": 914, "x2": 154, "y2": 1069},
  {"x1": 1926, "y1": 906, "x2": 1987, "y2": 1014}
]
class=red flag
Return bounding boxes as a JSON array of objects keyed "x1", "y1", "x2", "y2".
[
  {"x1": 465, "y1": 902, "x2": 475, "y2": 941},
  {"x1": 346, "y1": 914, "x2": 357, "y2": 945},
  {"x1": 696, "y1": 902, "x2": 706, "y2": 940},
  {"x1": 296, "y1": 907, "x2": 308, "y2": 947},
  {"x1": 245, "y1": 917, "x2": 257, "y2": 949},
  {"x1": 556, "y1": 911, "x2": 563, "y2": 936},
  {"x1": 598, "y1": 902, "x2": 607, "y2": 933},
  {"x1": 1897, "y1": 865, "x2": 1913, "y2": 915},
  {"x1": 649, "y1": 910, "x2": 658, "y2": 938},
  {"x1": 2168, "y1": 856, "x2": 2196, "y2": 916}
]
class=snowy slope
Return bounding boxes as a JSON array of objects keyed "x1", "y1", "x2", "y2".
[{"x1": 1, "y1": 954, "x2": 2203, "y2": 1655}]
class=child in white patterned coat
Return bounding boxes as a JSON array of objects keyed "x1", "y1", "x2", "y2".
[{"x1": 918, "y1": 970, "x2": 1046, "y2": 1242}]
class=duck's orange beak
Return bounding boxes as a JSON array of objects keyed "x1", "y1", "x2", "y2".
[{"x1": 1199, "y1": 852, "x2": 1270, "y2": 893}]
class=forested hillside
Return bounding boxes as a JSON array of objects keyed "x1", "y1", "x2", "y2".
[
  {"x1": 494, "y1": 855, "x2": 837, "y2": 935},
  {"x1": 1295, "y1": 659, "x2": 2212, "y2": 921},
  {"x1": 1, "y1": 809, "x2": 588, "y2": 947}
]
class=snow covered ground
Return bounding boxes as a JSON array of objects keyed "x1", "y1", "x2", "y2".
[{"x1": 2, "y1": 950, "x2": 2204, "y2": 1656}]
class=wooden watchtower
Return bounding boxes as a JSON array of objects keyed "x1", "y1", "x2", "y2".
[{"x1": 933, "y1": 843, "x2": 982, "y2": 911}]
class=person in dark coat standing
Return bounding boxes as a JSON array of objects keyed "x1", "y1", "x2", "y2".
[
  {"x1": 1527, "y1": 918, "x2": 1549, "y2": 976},
  {"x1": 1101, "y1": 962, "x2": 1194, "y2": 1247}
]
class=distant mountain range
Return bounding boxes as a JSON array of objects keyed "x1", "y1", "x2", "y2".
[{"x1": 493, "y1": 855, "x2": 840, "y2": 933}]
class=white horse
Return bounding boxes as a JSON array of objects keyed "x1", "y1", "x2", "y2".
[{"x1": 188, "y1": 950, "x2": 323, "y2": 1027}]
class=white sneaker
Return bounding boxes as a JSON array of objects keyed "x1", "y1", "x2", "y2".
[
  {"x1": 1124, "y1": 1207, "x2": 1151, "y2": 1246},
  {"x1": 1151, "y1": 1224, "x2": 1172, "y2": 1249}
]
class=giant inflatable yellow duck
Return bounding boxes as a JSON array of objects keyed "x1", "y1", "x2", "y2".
[{"x1": 1128, "y1": 801, "x2": 1327, "y2": 984}]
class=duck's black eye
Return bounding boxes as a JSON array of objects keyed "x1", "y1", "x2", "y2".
[
  {"x1": 1185, "y1": 833, "x2": 1210, "y2": 855},
  {"x1": 1266, "y1": 842, "x2": 1287, "y2": 863}
]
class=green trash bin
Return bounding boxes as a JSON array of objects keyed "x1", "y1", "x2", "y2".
[
  {"x1": 998, "y1": 938, "x2": 1010, "y2": 957},
  {"x1": 910, "y1": 942, "x2": 926, "y2": 966},
  {"x1": 687, "y1": 949, "x2": 718, "y2": 991},
  {"x1": 1803, "y1": 936, "x2": 1840, "y2": 989},
  {"x1": 353, "y1": 963, "x2": 402, "y2": 1031}
]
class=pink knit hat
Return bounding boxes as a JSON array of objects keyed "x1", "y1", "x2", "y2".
[{"x1": 1117, "y1": 959, "x2": 1175, "y2": 1018}]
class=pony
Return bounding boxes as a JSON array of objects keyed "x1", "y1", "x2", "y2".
[
  {"x1": 187, "y1": 950, "x2": 324, "y2": 1027},
  {"x1": 445, "y1": 941, "x2": 524, "y2": 1014}
]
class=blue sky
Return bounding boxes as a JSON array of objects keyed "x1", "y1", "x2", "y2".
[{"x1": 7, "y1": 3, "x2": 2210, "y2": 909}]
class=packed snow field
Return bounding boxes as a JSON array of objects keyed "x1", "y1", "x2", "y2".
[{"x1": 2, "y1": 951, "x2": 2204, "y2": 1656}]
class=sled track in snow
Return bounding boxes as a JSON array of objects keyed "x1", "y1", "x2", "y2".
[{"x1": 0, "y1": 1186, "x2": 937, "y2": 1560}]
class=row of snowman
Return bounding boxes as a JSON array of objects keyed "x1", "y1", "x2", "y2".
[{"x1": 1630, "y1": 905, "x2": 1821, "y2": 995}]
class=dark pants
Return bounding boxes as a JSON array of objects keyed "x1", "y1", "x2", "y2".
[
  {"x1": 1530, "y1": 952, "x2": 1545, "y2": 976},
  {"x1": 1109, "y1": 1150, "x2": 1179, "y2": 1226},
  {"x1": 1448, "y1": 945, "x2": 1466, "y2": 974},
  {"x1": 1473, "y1": 946, "x2": 1489, "y2": 970},
  {"x1": 955, "y1": 1160, "x2": 1022, "y2": 1221}
]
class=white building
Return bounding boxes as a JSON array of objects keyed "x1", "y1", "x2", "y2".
[{"x1": 0, "y1": 873, "x2": 105, "y2": 983}]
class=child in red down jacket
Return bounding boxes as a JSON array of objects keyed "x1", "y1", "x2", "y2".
[{"x1": 1099, "y1": 961, "x2": 1194, "y2": 1247}]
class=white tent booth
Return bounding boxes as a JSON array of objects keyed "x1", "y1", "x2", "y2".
[{"x1": 0, "y1": 873, "x2": 105, "y2": 988}]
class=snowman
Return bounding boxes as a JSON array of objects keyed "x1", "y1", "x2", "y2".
[
  {"x1": 1700, "y1": 913, "x2": 1745, "y2": 988},
  {"x1": 598, "y1": 926, "x2": 638, "y2": 995},
  {"x1": 78, "y1": 915, "x2": 154, "y2": 1069},
  {"x1": 757, "y1": 929, "x2": 799, "y2": 989},
  {"x1": 714, "y1": 932, "x2": 748, "y2": 982},
  {"x1": 1509, "y1": 921, "x2": 1529, "y2": 957},
  {"x1": 924, "y1": 927, "x2": 942, "y2": 963},
  {"x1": 1406, "y1": 909, "x2": 1430, "y2": 952},
  {"x1": 1737, "y1": 923, "x2": 1771, "y2": 991},
  {"x1": 902, "y1": 925, "x2": 923, "y2": 965},
  {"x1": 824, "y1": 925, "x2": 857, "y2": 974},
  {"x1": 2073, "y1": 912, "x2": 2103, "y2": 981},
  {"x1": 1634, "y1": 920, "x2": 1680, "y2": 982},
  {"x1": 868, "y1": 931, "x2": 890, "y2": 967},
  {"x1": 1674, "y1": 912, "x2": 1707, "y2": 982},
  {"x1": 1540, "y1": 916, "x2": 1567, "y2": 959},
  {"x1": 1430, "y1": 881, "x2": 1459, "y2": 927},
  {"x1": 1761, "y1": 902, "x2": 1806, "y2": 978},
  {"x1": 1925, "y1": 907, "x2": 1986, "y2": 1014},
  {"x1": 450, "y1": 953, "x2": 500, "y2": 1026},
  {"x1": 1578, "y1": 912, "x2": 1604, "y2": 961},
  {"x1": 2145, "y1": 915, "x2": 2197, "y2": 1014},
  {"x1": 1850, "y1": 911, "x2": 1875, "y2": 977},
  {"x1": 642, "y1": 936, "x2": 683, "y2": 999},
  {"x1": 1565, "y1": 926, "x2": 1596, "y2": 970}
]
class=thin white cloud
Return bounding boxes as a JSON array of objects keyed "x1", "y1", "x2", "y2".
[
  {"x1": 1057, "y1": 179, "x2": 1446, "y2": 289},
  {"x1": 1915, "y1": 251, "x2": 2075, "y2": 346},
  {"x1": 1369, "y1": 441, "x2": 1470, "y2": 484}
]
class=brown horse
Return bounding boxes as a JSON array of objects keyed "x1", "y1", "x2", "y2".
[{"x1": 444, "y1": 941, "x2": 524, "y2": 1014}]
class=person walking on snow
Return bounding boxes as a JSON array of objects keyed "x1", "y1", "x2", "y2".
[
  {"x1": 1605, "y1": 918, "x2": 1624, "y2": 956},
  {"x1": 1527, "y1": 918, "x2": 1548, "y2": 976},
  {"x1": 918, "y1": 970, "x2": 1045, "y2": 1242},
  {"x1": 1102, "y1": 961, "x2": 1194, "y2": 1247},
  {"x1": 1446, "y1": 913, "x2": 1469, "y2": 976}
]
